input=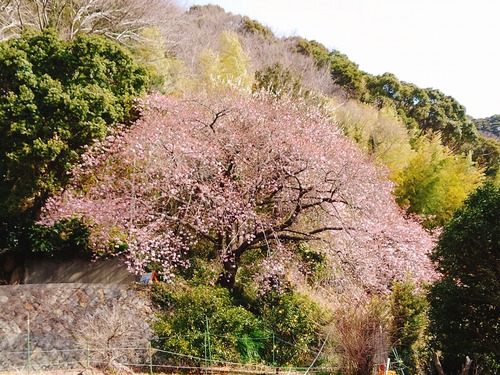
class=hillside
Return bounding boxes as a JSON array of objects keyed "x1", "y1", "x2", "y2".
[
  {"x1": 0, "y1": 1, "x2": 499, "y2": 374},
  {"x1": 473, "y1": 114, "x2": 500, "y2": 141}
]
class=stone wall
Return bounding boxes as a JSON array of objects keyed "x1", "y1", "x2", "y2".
[{"x1": 0, "y1": 283, "x2": 155, "y2": 371}]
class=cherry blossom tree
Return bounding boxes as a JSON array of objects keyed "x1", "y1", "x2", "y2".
[{"x1": 42, "y1": 91, "x2": 436, "y2": 292}]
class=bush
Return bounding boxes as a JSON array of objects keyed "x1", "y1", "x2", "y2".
[
  {"x1": 428, "y1": 183, "x2": 500, "y2": 373},
  {"x1": 257, "y1": 290, "x2": 321, "y2": 366},
  {"x1": 152, "y1": 282, "x2": 263, "y2": 365},
  {"x1": 29, "y1": 218, "x2": 91, "y2": 259},
  {"x1": 389, "y1": 279, "x2": 429, "y2": 374}
]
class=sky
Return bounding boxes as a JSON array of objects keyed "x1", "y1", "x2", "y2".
[{"x1": 182, "y1": 0, "x2": 499, "y2": 119}]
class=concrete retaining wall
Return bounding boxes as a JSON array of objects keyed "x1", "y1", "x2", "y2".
[
  {"x1": 1, "y1": 255, "x2": 137, "y2": 285},
  {"x1": 0, "y1": 283, "x2": 154, "y2": 371}
]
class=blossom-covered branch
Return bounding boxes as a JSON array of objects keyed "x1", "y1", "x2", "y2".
[{"x1": 42, "y1": 91, "x2": 436, "y2": 292}]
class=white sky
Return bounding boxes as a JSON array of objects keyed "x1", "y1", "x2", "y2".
[{"x1": 182, "y1": 0, "x2": 499, "y2": 118}]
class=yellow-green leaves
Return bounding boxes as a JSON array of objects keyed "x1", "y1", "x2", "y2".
[
  {"x1": 394, "y1": 134, "x2": 483, "y2": 227},
  {"x1": 130, "y1": 27, "x2": 187, "y2": 94},
  {"x1": 335, "y1": 100, "x2": 484, "y2": 227},
  {"x1": 335, "y1": 100, "x2": 413, "y2": 180},
  {"x1": 198, "y1": 31, "x2": 252, "y2": 91}
]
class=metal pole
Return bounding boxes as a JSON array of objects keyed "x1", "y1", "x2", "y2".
[
  {"x1": 148, "y1": 341, "x2": 153, "y2": 375},
  {"x1": 27, "y1": 312, "x2": 31, "y2": 375},
  {"x1": 206, "y1": 317, "x2": 212, "y2": 374},
  {"x1": 204, "y1": 330, "x2": 208, "y2": 375},
  {"x1": 272, "y1": 332, "x2": 275, "y2": 366}
]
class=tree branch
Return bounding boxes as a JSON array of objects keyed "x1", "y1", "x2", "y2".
[
  {"x1": 188, "y1": 100, "x2": 230, "y2": 133},
  {"x1": 162, "y1": 214, "x2": 218, "y2": 245},
  {"x1": 460, "y1": 356, "x2": 472, "y2": 375},
  {"x1": 433, "y1": 352, "x2": 446, "y2": 375}
]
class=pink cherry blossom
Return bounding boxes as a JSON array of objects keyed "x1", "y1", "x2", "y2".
[{"x1": 41, "y1": 91, "x2": 436, "y2": 292}]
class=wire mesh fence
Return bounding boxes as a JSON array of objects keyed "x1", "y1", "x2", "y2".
[
  {"x1": 0, "y1": 284, "x2": 393, "y2": 374},
  {"x1": 0, "y1": 332, "x2": 340, "y2": 374}
]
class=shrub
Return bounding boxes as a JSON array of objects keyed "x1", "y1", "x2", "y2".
[
  {"x1": 152, "y1": 282, "x2": 263, "y2": 365},
  {"x1": 257, "y1": 290, "x2": 321, "y2": 366},
  {"x1": 389, "y1": 279, "x2": 429, "y2": 374},
  {"x1": 29, "y1": 218, "x2": 91, "y2": 259}
]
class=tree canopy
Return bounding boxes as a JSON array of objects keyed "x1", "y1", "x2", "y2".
[
  {"x1": 2, "y1": 2, "x2": 498, "y2": 371},
  {"x1": 0, "y1": 29, "x2": 146, "y2": 252},
  {"x1": 0, "y1": 0, "x2": 175, "y2": 41},
  {"x1": 41, "y1": 91, "x2": 435, "y2": 293},
  {"x1": 428, "y1": 183, "x2": 500, "y2": 373}
]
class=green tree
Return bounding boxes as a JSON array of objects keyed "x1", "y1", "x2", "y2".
[
  {"x1": 362, "y1": 73, "x2": 476, "y2": 149},
  {"x1": 289, "y1": 36, "x2": 330, "y2": 66},
  {"x1": 257, "y1": 290, "x2": 321, "y2": 366},
  {"x1": 472, "y1": 135, "x2": 500, "y2": 178},
  {"x1": 394, "y1": 134, "x2": 483, "y2": 227},
  {"x1": 152, "y1": 282, "x2": 263, "y2": 364},
  {"x1": 198, "y1": 30, "x2": 252, "y2": 91},
  {"x1": 240, "y1": 17, "x2": 276, "y2": 40},
  {"x1": 0, "y1": 29, "x2": 146, "y2": 253},
  {"x1": 328, "y1": 50, "x2": 365, "y2": 97},
  {"x1": 473, "y1": 114, "x2": 500, "y2": 141},
  {"x1": 390, "y1": 279, "x2": 429, "y2": 374},
  {"x1": 428, "y1": 183, "x2": 500, "y2": 374},
  {"x1": 421, "y1": 88, "x2": 475, "y2": 146}
]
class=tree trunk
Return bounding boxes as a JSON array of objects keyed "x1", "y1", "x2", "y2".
[
  {"x1": 460, "y1": 356, "x2": 472, "y2": 375},
  {"x1": 433, "y1": 352, "x2": 472, "y2": 375},
  {"x1": 217, "y1": 255, "x2": 238, "y2": 291},
  {"x1": 433, "y1": 352, "x2": 446, "y2": 375}
]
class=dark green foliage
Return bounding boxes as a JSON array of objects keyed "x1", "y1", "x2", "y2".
[
  {"x1": 428, "y1": 183, "x2": 500, "y2": 373},
  {"x1": 29, "y1": 218, "x2": 91, "y2": 259},
  {"x1": 253, "y1": 63, "x2": 304, "y2": 98},
  {"x1": 473, "y1": 114, "x2": 500, "y2": 141},
  {"x1": 363, "y1": 73, "x2": 476, "y2": 147},
  {"x1": 472, "y1": 136, "x2": 500, "y2": 178},
  {"x1": 152, "y1": 282, "x2": 263, "y2": 364},
  {"x1": 0, "y1": 29, "x2": 146, "y2": 219},
  {"x1": 257, "y1": 290, "x2": 321, "y2": 366},
  {"x1": 0, "y1": 29, "x2": 146, "y2": 257},
  {"x1": 422, "y1": 89, "x2": 474, "y2": 145},
  {"x1": 151, "y1": 279, "x2": 322, "y2": 367},
  {"x1": 390, "y1": 279, "x2": 429, "y2": 373},
  {"x1": 328, "y1": 50, "x2": 365, "y2": 96},
  {"x1": 325, "y1": 50, "x2": 486, "y2": 159}
]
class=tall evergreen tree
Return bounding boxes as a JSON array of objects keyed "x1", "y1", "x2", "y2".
[
  {"x1": 0, "y1": 29, "x2": 146, "y2": 255},
  {"x1": 428, "y1": 183, "x2": 500, "y2": 374}
]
